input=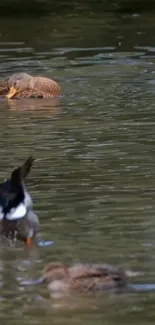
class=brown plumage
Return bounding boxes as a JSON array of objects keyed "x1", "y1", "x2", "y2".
[
  {"x1": 0, "y1": 80, "x2": 9, "y2": 96},
  {"x1": 36, "y1": 262, "x2": 140, "y2": 296},
  {"x1": 0, "y1": 73, "x2": 61, "y2": 99}
]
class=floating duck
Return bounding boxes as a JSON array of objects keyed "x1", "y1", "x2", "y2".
[
  {"x1": 23, "y1": 261, "x2": 155, "y2": 297},
  {"x1": 0, "y1": 73, "x2": 61, "y2": 99},
  {"x1": 0, "y1": 157, "x2": 39, "y2": 245},
  {"x1": 28, "y1": 262, "x2": 143, "y2": 296}
]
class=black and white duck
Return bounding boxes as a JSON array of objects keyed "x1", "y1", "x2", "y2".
[{"x1": 0, "y1": 156, "x2": 39, "y2": 245}]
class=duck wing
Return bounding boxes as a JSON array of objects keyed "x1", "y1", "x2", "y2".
[
  {"x1": 15, "y1": 89, "x2": 43, "y2": 98},
  {"x1": 33, "y1": 77, "x2": 61, "y2": 98},
  {"x1": 0, "y1": 179, "x2": 24, "y2": 220},
  {"x1": 69, "y1": 264, "x2": 127, "y2": 291}
]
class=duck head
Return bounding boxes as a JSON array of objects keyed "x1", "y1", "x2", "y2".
[
  {"x1": 7, "y1": 73, "x2": 33, "y2": 99},
  {"x1": 43, "y1": 263, "x2": 68, "y2": 282},
  {"x1": 22, "y1": 262, "x2": 68, "y2": 287}
]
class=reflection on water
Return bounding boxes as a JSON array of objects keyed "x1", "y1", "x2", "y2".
[
  {"x1": 0, "y1": 3, "x2": 155, "y2": 325},
  {"x1": 6, "y1": 97, "x2": 61, "y2": 111}
]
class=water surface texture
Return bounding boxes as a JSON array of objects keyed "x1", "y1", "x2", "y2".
[{"x1": 0, "y1": 3, "x2": 155, "y2": 325}]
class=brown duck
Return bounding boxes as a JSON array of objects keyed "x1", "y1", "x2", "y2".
[
  {"x1": 28, "y1": 262, "x2": 143, "y2": 296},
  {"x1": 0, "y1": 156, "x2": 39, "y2": 245},
  {"x1": 0, "y1": 72, "x2": 61, "y2": 98}
]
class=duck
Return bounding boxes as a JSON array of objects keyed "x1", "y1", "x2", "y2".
[
  {"x1": 23, "y1": 261, "x2": 155, "y2": 298},
  {"x1": 0, "y1": 72, "x2": 61, "y2": 99},
  {"x1": 29, "y1": 262, "x2": 141, "y2": 296},
  {"x1": 0, "y1": 156, "x2": 39, "y2": 245}
]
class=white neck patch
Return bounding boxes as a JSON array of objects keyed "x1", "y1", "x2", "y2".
[
  {"x1": 6, "y1": 203, "x2": 27, "y2": 220},
  {"x1": 24, "y1": 191, "x2": 32, "y2": 209}
]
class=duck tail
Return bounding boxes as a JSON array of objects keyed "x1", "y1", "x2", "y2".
[
  {"x1": 11, "y1": 156, "x2": 34, "y2": 186},
  {"x1": 20, "y1": 156, "x2": 34, "y2": 179}
]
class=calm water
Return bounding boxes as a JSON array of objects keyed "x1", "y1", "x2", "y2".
[{"x1": 0, "y1": 4, "x2": 155, "y2": 325}]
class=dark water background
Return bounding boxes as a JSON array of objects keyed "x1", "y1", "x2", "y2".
[{"x1": 0, "y1": 0, "x2": 155, "y2": 323}]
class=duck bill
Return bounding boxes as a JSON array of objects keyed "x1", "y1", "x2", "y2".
[
  {"x1": 7, "y1": 87, "x2": 17, "y2": 99},
  {"x1": 21, "y1": 276, "x2": 45, "y2": 286}
]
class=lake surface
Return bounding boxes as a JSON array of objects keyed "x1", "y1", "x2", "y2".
[{"x1": 0, "y1": 3, "x2": 155, "y2": 324}]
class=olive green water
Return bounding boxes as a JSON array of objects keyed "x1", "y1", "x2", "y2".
[{"x1": 0, "y1": 4, "x2": 155, "y2": 324}]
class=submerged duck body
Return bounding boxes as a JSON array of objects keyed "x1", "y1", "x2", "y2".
[
  {"x1": 0, "y1": 73, "x2": 61, "y2": 99},
  {"x1": 33, "y1": 262, "x2": 140, "y2": 296},
  {"x1": 24, "y1": 261, "x2": 155, "y2": 299},
  {"x1": 0, "y1": 157, "x2": 39, "y2": 245}
]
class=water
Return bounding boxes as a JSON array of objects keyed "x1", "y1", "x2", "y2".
[{"x1": 0, "y1": 3, "x2": 155, "y2": 324}]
